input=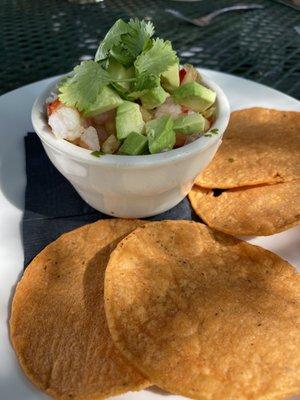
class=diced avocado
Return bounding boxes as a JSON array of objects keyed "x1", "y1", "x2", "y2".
[
  {"x1": 102, "y1": 134, "x2": 120, "y2": 154},
  {"x1": 116, "y1": 101, "x2": 145, "y2": 140},
  {"x1": 83, "y1": 86, "x2": 123, "y2": 117},
  {"x1": 172, "y1": 81, "x2": 216, "y2": 113},
  {"x1": 107, "y1": 58, "x2": 134, "y2": 91},
  {"x1": 161, "y1": 63, "x2": 180, "y2": 92},
  {"x1": 173, "y1": 113, "x2": 206, "y2": 135},
  {"x1": 146, "y1": 116, "x2": 175, "y2": 154},
  {"x1": 140, "y1": 86, "x2": 169, "y2": 110},
  {"x1": 118, "y1": 132, "x2": 148, "y2": 155},
  {"x1": 202, "y1": 106, "x2": 216, "y2": 119},
  {"x1": 181, "y1": 64, "x2": 201, "y2": 85}
]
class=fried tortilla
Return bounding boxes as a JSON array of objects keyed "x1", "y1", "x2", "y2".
[
  {"x1": 189, "y1": 181, "x2": 300, "y2": 236},
  {"x1": 195, "y1": 108, "x2": 300, "y2": 188},
  {"x1": 10, "y1": 219, "x2": 149, "y2": 400},
  {"x1": 105, "y1": 220, "x2": 300, "y2": 400}
]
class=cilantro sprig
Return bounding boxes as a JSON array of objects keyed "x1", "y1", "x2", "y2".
[
  {"x1": 58, "y1": 19, "x2": 179, "y2": 113},
  {"x1": 58, "y1": 61, "x2": 111, "y2": 111},
  {"x1": 91, "y1": 150, "x2": 105, "y2": 158},
  {"x1": 204, "y1": 128, "x2": 219, "y2": 137},
  {"x1": 135, "y1": 38, "x2": 178, "y2": 77},
  {"x1": 94, "y1": 19, "x2": 130, "y2": 62},
  {"x1": 127, "y1": 73, "x2": 160, "y2": 100},
  {"x1": 116, "y1": 19, "x2": 155, "y2": 66},
  {"x1": 95, "y1": 18, "x2": 154, "y2": 67}
]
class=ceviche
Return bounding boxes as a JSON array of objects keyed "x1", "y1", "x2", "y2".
[{"x1": 46, "y1": 19, "x2": 217, "y2": 156}]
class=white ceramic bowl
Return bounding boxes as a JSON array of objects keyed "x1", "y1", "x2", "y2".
[{"x1": 32, "y1": 73, "x2": 230, "y2": 218}]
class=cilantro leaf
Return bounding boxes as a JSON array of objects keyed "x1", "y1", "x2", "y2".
[
  {"x1": 95, "y1": 18, "x2": 154, "y2": 67},
  {"x1": 128, "y1": 18, "x2": 154, "y2": 39},
  {"x1": 135, "y1": 38, "x2": 178, "y2": 77},
  {"x1": 110, "y1": 81, "x2": 130, "y2": 98},
  {"x1": 58, "y1": 61, "x2": 111, "y2": 112},
  {"x1": 122, "y1": 19, "x2": 154, "y2": 59},
  {"x1": 109, "y1": 19, "x2": 154, "y2": 67},
  {"x1": 134, "y1": 73, "x2": 159, "y2": 91},
  {"x1": 204, "y1": 128, "x2": 219, "y2": 137},
  {"x1": 127, "y1": 73, "x2": 160, "y2": 100},
  {"x1": 110, "y1": 44, "x2": 132, "y2": 67},
  {"x1": 95, "y1": 19, "x2": 130, "y2": 62},
  {"x1": 91, "y1": 150, "x2": 104, "y2": 157}
]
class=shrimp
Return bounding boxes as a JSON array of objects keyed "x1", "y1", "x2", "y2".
[
  {"x1": 46, "y1": 98, "x2": 60, "y2": 116},
  {"x1": 92, "y1": 109, "x2": 116, "y2": 143},
  {"x1": 78, "y1": 126, "x2": 100, "y2": 151},
  {"x1": 154, "y1": 97, "x2": 182, "y2": 119},
  {"x1": 48, "y1": 104, "x2": 86, "y2": 141}
]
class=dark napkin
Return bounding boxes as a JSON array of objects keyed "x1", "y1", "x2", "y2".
[{"x1": 23, "y1": 133, "x2": 197, "y2": 266}]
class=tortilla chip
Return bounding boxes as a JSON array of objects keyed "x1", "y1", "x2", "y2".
[
  {"x1": 189, "y1": 181, "x2": 300, "y2": 236},
  {"x1": 105, "y1": 221, "x2": 300, "y2": 400},
  {"x1": 10, "y1": 219, "x2": 149, "y2": 400},
  {"x1": 195, "y1": 108, "x2": 300, "y2": 188}
]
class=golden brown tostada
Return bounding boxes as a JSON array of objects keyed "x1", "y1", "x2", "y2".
[
  {"x1": 105, "y1": 220, "x2": 300, "y2": 400},
  {"x1": 10, "y1": 219, "x2": 149, "y2": 400},
  {"x1": 195, "y1": 108, "x2": 300, "y2": 189},
  {"x1": 189, "y1": 180, "x2": 300, "y2": 236}
]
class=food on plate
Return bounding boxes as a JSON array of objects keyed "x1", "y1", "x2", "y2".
[
  {"x1": 189, "y1": 180, "x2": 300, "y2": 236},
  {"x1": 190, "y1": 108, "x2": 300, "y2": 236},
  {"x1": 195, "y1": 108, "x2": 300, "y2": 188},
  {"x1": 10, "y1": 220, "x2": 149, "y2": 400},
  {"x1": 105, "y1": 220, "x2": 300, "y2": 400},
  {"x1": 46, "y1": 19, "x2": 217, "y2": 155}
]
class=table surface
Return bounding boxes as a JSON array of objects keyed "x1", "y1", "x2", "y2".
[{"x1": 1, "y1": 0, "x2": 300, "y2": 98}]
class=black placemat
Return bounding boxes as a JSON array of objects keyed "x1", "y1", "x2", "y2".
[{"x1": 23, "y1": 133, "x2": 197, "y2": 266}]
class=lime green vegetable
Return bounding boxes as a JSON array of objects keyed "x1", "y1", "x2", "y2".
[
  {"x1": 172, "y1": 81, "x2": 216, "y2": 112},
  {"x1": 118, "y1": 132, "x2": 148, "y2": 155},
  {"x1": 140, "y1": 86, "x2": 169, "y2": 110},
  {"x1": 146, "y1": 116, "x2": 175, "y2": 154},
  {"x1": 83, "y1": 86, "x2": 123, "y2": 117},
  {"x1": 116, "y1": 102, "x2": 145, "y2": 139},
  {"x1": 107, "y1": 58, "x2": 135, "y2": 92},
  {"x1": 173, "y1": 114, "x2": 206, "y2": 135},
  {"x1": 161, "y1": 63, "x2": 180, "y2": 92}
]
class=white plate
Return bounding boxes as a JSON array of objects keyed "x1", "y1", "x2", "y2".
[{"x1": 0, "y1": 70, "x2": 299, "y2": 400}]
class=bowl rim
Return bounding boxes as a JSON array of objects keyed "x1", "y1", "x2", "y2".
[{"x1": 31, "y1": 70, "x2": 230, "y2": 169}]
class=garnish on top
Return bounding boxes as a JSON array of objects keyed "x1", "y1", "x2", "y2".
[{"x1": 47, "y1": 18, "x2": 217, "y2": 156}]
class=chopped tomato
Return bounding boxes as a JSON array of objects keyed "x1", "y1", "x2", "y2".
[
  {"x1": 207, "y1": 116, "x2": 214, "y2": 125},
  {"x1": 174, "y1": 133, "x2": 186, "y2": 148},
  {"x1": 179, "y1": 68, "x2": 187, "y2": 84},
  {"x1": 47, "y1": 99, "x2": 61, "y2": 116},
  {"x1": 181, "y1": 106, "x2": 190, "y2": 114},
  {"x1": 84, "y1": 117, "x2": 93, "y2": 126}
]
